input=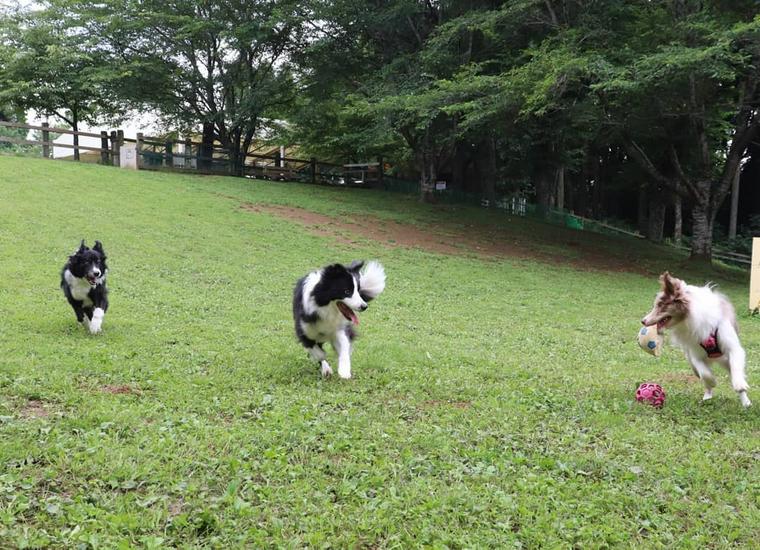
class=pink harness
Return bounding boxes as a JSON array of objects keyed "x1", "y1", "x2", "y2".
[{"x1": 700, "y1": 329, "x2": 722, "y2": 358}]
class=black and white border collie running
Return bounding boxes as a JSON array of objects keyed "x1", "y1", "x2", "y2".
[
  {"x1": 293, "y1": 260, "x2": 386, "y2": 379},
  {"x1": 61, "y1": 240, "x2": 109, "y2": 334}
]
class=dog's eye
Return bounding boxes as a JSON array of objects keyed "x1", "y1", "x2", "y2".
[{"x1": 344, "y1": 289, "x2": 351, "y2": 296}]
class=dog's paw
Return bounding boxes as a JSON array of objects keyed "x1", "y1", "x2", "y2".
[
  {"x1": 702, "y1": 390, "x2": 713, "y2": 401},
  {"x1": 739, "y1": 392, "x2": 751, "y2": 408},
  {"x1": 337, "y1": 369, "x2": 352, "y2": 380},
  {"x1": 320, "y1": 362, "x2": 333, "y2": 377},
  {"x1": 732, "y1": 379, "x2": 749, "y2": 393},
  {"x1": 88, "y1": 323, "x2": 102, "y2": 335}
]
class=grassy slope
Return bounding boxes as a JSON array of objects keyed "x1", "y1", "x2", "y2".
[{"x1": 0, "y1": 157, "x2": 758, "y2": 548}]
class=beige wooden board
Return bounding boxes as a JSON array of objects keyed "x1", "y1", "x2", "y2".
[{"x1": 751, "y1": 238, "x2": 760, "y2": 311}]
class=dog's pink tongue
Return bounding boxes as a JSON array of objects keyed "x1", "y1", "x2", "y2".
[{"x1": 337, "y1": 302, "x2": 359, "y2": 325}]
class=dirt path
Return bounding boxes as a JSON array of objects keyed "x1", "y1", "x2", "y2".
[{"x1": 241, "y1": 202, "x2": 651, "y2": 273}]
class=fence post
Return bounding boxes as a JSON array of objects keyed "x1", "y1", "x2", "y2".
[
  {"x1": 110, "y1": 130, "x2": 118, "y2": 166},
  {"x1": 274, "y1": 150, "x2": 282, "y2": 168},
  {"x1": 136, "y1": 132, "x2": 143, "y2": 169},
  {"x1": 310, "y1": 157, "x2": 316, "y2": 184},
  {"x1": 117, "y1": 130, "x2": 124, "y2": 167},
  {"x1": 41, "y1": 122, "x2": 50, "y2": 159},
  {"x1": 100, "y1": 131, "x2": 109, "y2": 165}
]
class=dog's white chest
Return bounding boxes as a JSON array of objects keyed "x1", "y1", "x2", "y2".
[
  {"x1": 64, "y1": 270, "x2": 94, "y2": 305},
  {"x1": 302, "y1": 307, "x2": 347, "y2": 343}
]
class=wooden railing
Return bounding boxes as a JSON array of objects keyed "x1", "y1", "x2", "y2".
[
  {"x1": 0, "y1": 121, "x2": 381, "y2": 186},
  {"x1": 133, "y1": 132, "x2": 366, "y2": 185},
  {"x1": 0, "y1": 120, "x2": 124, "y2": 165}
]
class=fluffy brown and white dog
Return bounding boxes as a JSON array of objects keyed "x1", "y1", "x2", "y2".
[{"x1": 642, "y1": 272, "x2": 750, "y2": 407}]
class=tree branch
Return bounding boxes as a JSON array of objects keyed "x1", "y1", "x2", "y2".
[
  {"x1": 622, "y1": 137, "x2": 686, "y2": 196},
  {"x1": 667, "y1": 145, "x2": 703, "y2": 202}
]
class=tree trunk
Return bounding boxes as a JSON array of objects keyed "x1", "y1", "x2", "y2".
[
  {"x1": 228, "y1": 131, "x2": 244, "y2": 177},
  {"x1": 484, "y1": 136, "x2": 497, "y2": 204},
  {"x1": 428, "y1": 158, "x2": 437, "y2": 201},
  {"x1": 72, "y1": 109, "x2": 80, "y2": 162},
  {"x1": 556, "y1": 165, "x2": 565, "y2": 210},
  {"x1": 564, "y1": 172, "x2": 574, "y2": 213},
  {"x1": 419, "y1": 154, "x2": 434, "y2": 203},
  {"x1": 240, "y1": 127, "x2": 256, "y2": 177},
  {"x1": 534, "y1": 168, "x2": 554, "y2": 216},
  {"x1": 199, "y1": 122, "x2": 214, "y2": 171},
  {"x1": 673, "y1": 194, "x2": 682, "y2": 244},
  {"x1": 590, "y1": 157, "x2": 602, "y2": 218},
  {"x1": 690, "y1": 201, "x2": 714, "y2": 262},
  {"x1": 729, "y1": 166, "x2": 741, "y2": 239},
  {"x1": 418, "y1": 131, "x2": 435, "y2": 203},
  {"x1": 647, "y1": 198, "x2": 666, "y2": 243}
]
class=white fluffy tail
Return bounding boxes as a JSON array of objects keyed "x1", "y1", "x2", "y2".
[{"x1": 360, "y1": 261, "x2": 386, "y2": 300}]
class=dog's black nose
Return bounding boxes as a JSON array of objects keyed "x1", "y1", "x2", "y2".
[{"x1": 359, "y1": 304, "x2": 368, "y2": 312}]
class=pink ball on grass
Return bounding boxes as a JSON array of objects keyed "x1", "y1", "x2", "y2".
[{"x1": 635, "y1": 382, "x2": 666, "y2": 408}]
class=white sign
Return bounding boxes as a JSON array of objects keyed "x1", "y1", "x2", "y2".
[
  {"x1": 750, "y1": 238, "x2": 760, "y2": 311},
  {"x1": 435, "y1": 181, "x2": 446, "y2": 191},
  {"x1": 120, "y1": 143, "x2": 138, "y2": 170}
]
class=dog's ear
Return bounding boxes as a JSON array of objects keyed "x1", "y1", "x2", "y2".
[
  {"x1": 659, "y1": 271, "x2": 681, "y2": 296},
  {"x1": 77, "y1": 240, "x2": 87, "y2": 253},
  {"x1": 93, "y1": 240, "x2": 105, "y2": 254},
  {"x1": 348, "y1": 260, "x2": 364, "y2": 273}
]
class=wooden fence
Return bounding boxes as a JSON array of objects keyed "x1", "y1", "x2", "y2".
[
  {"x1": 0, "y1": 120, "x2": 124, "y2": 165},
  {"x1": 0, "y1": 121, "x2": 383, "y2": 186},
  {"x1": 133, "y1": 133, "x2": 383, "y2": 186}
]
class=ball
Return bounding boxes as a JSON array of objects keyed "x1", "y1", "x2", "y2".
[
  {"x1": 635, "y1": 382, "x2": 666, "y2": 408},
  {"x1": 637, "y1": 325, "x2": 663, "y2": 357}
]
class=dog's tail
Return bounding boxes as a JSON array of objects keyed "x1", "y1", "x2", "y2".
[{"x1": 359, "y1": 261, "x2": 386, "y2": 302}]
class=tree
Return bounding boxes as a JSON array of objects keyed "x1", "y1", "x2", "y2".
[
  {"x1": 594, "y1": 2, "x2": 760, "y2": 261},
  {"x1": 292, "y1": 0, "x2": 760, "y2": 260},
  {"x1": 75, "y1": 0, "x2": 302, "y2": 175},
  {"x1": 0, "y1": 2, "x2": 122, "y2": 160},
  {"x1": 290, "y1": 0, "x2": 452, "y2": 201}
]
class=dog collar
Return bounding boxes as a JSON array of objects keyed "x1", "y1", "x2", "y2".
[{"x1": 700, "y1": 329, "x2": 722, "y2": 358}]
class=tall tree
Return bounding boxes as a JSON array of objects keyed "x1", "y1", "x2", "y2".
[
  {"x1": 77, "y1": 0, "x2": 302, "y2": 174},
  {"x1": 291, "y1": 0, "x2": 451, "y2": 200},
  {"x1": 0, "y1": 2, "x2": 122, "y2": 159},
  {"x1": 594, "y1": 1, "x2": 760, "y2": 261}
]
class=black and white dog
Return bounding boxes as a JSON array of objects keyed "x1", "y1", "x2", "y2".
[
  {"x1": 293, "y1": 260, "x2": 386, "y2": 378},
  {"x1": 61, "y1": 240, "x2": 109, "y2": 334}
]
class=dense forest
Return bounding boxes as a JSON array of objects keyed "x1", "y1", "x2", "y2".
[{"x1": 1, "y1": 0, "x2": 759, "y2": 262}]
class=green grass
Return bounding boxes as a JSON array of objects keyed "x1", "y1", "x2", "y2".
[{"x1": 0, "y1": 157, "x2": 758, "y2": 548}]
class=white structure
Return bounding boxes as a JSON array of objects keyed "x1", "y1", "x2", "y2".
[
  {"x1": 751, "y1": 238, "x2": 760, "y2": 311},
  {"x1": 120, "y1": 142, "x2": 138, "y2": 169}
]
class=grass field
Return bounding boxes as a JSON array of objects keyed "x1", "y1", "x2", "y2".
[{"x1": 0, "y1": 156, "x2": 758, "y2": 548}]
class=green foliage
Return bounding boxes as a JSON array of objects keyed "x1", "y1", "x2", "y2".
[
  {"x1": 0, "y1": 157, "x2": 758, "y2": 546},
  {"x1": 76, "y1": 0, "x2": 302, "y2": 167},
  {"x1": 288, "y1": 0, "x2": 760, "y2": 256},
  {"x1": 0, "y1": 2, "x2": 123, "y2": 128},
  {"x1": 0, "y1": 103, "x2": 37, "y2": 155}
]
